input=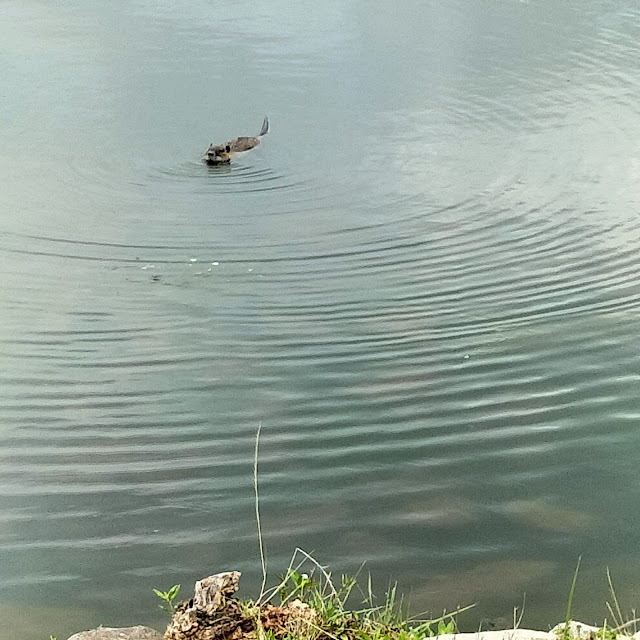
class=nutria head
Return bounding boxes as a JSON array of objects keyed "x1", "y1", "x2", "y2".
[{"x1": 205, "y1": 143, "x2": 233, "y2": 164}]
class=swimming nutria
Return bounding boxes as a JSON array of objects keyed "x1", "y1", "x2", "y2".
[{"x1": 204, "y1": 117, "x2": 269, "y2": 165}]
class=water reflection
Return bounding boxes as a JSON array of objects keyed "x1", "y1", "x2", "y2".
[
  {"x1": 502, "y1": 500, "x2": 594, "y2": 534},
  {"x1": 411, "y1": 559, "x2": 556, "y2": 617}
]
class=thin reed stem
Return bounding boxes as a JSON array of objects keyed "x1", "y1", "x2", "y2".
[{"x1": 254, "y1": 422, "x2": 267, "y2": 601}]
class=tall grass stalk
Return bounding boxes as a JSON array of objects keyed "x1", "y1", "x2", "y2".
[
  {"x1": 513, "y1": 592, "x2": 526, "y2": 630},
  {"x1": 606, "y1": 567, "x2": 623, "y2": 629},
  {"x1": 561, "y1": 556, "x2": 582, "y2": 640},
  {"x1": 254, "y1": 422, "x2": 267, "y2": 601},
  {"x1": 604, "y1": 570, "x2": 640, "y2": 635}
]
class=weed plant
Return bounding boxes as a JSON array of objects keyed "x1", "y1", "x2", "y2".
[
  {"x1": 153, "y1": 584, "x2": 181, "y2": 613},
  {"x1": 152, "y1": 549, "x2": 472, "y2": 640},
  {"x1": 263, "y1": 551, "x2": 473, "y2": 640}
]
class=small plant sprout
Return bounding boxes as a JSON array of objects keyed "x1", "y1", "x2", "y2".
[
  {"x1": 153, "y1": 584, "x2": 181, "y2": 613},
  {"x1": 436, "y1": 617, "x2": 457, "y2": 636},
  {"x1": 277, "y1": 569, "x2": 320, "y2": 604}
]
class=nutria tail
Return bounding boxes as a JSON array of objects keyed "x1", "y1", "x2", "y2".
[{"x1": 259, "y1": 116, "x2": 269, "y2": 137}]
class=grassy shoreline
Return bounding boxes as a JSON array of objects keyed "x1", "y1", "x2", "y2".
[
  {"x1": 153, "y1": 552, "x2": 638, "y2": 640},
  {"x1": 55, "y1": 434, "x2": 639, "y2": 640},
  {"x1": 53, "y1": 555, "x2": 640, "y2": 640}
]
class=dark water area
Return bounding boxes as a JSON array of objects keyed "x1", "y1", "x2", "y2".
[{"x1": 2, "y1": 1, "x2": 640, "y2": 638}]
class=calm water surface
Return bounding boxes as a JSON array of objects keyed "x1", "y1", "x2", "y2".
[{"x1": 2, "y1": 1, "x2": 640, "y2": 638}]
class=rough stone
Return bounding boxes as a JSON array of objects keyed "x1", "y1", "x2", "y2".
[
  {"x1": 435, "y1": 630, "x2": 553, "y2": 640},
  {"x1": 162, "y1": 571, "x2": 244, "y2": 640},
  {"x1": 549, "y1": 622, "x2": 601, "y2": 640},
  {"x1": 67, "y1": 625, "x2": 163, "y2": 640},
  {"x1": 435, "y1": 622, "x2": 639, "y2": 640},
  {"x1": 194, "y1": 571, "x2": 241, "y2": 614}
]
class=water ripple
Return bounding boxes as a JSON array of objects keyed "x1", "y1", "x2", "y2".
[{"x1": 4, "y1": 1, "x2": 640, "y2": 637}]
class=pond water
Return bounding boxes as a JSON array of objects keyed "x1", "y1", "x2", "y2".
[{"x1": 2, "y1": 1, "x2": 640, "y2": 638}]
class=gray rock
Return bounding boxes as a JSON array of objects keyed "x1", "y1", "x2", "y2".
[
  {"x1": 194, "y1": 570, "x2": 241, "y2": 613},
  {"x1": 549, "y1": 622, "x2": 600, "y2": 640},
  {"x1": 67, "y1": 625, "x2": 162, "y2": 640},
  {"x1": 433, "y1": 630, "x2": 553, "y2": 640},
  {"x1": 163, "y1": 570, "x2": 243, "y2": 640},
  {"x1": 434, "y1": 622, "x2": 637, "y2": 640}
]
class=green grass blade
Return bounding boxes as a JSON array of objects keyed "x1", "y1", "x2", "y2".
[{"x1": 563, "y1": 556, "x2": 582, "y2": 640}]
